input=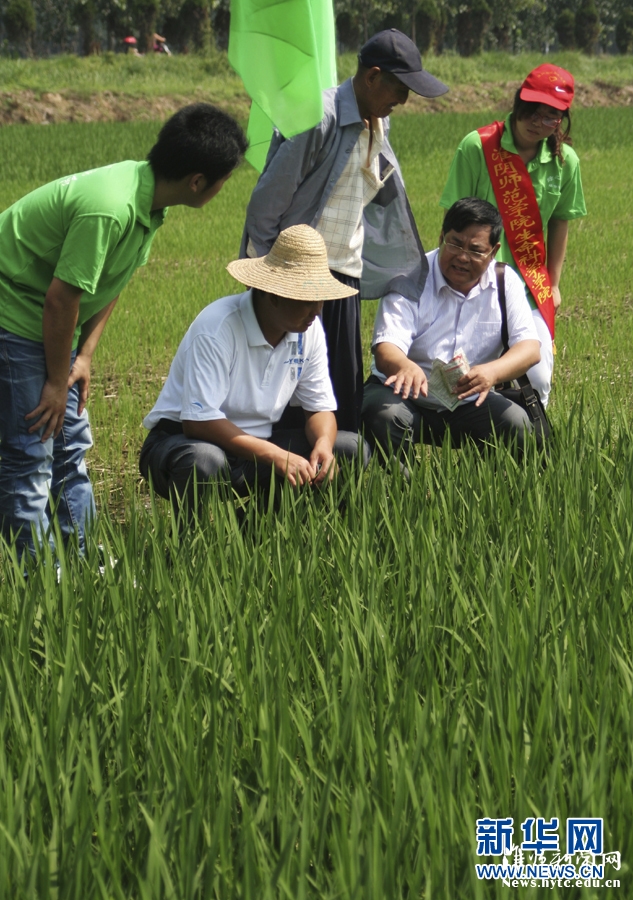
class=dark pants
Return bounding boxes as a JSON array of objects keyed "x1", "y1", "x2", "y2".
[
  {"x1": 276, "y1": 271, "x2": 362, "y2": 434},
  {"x1": 139, "y1": 421, "x2": 369, "y2": 518},
  {"x1": 362, "y1": 376, "x2": 535, "y2": 460}
]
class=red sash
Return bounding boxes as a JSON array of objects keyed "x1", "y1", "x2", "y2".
[{"x1": 478, "y1": 121, "x2": 555, "y2": 340}]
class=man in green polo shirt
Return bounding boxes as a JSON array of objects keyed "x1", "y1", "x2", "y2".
[{"x1": 0, "y1": 102, "x2": 247, "y2": 557}]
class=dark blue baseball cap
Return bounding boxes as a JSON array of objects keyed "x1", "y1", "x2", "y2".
[{"x1": 359, "y1": 29, "x2": 449, "y2": 99}]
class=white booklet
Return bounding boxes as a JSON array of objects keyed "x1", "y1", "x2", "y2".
[{"x1": 427, "y1": 349, "x2": 471, "y2": 411}]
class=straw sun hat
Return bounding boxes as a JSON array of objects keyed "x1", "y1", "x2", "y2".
[{"x1": 226, "y1": 225, "x2": 358, "y2": 302}]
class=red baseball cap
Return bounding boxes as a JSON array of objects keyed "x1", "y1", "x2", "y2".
[{"x1": 519, "y1": 64, "x2": 575, "y2": 111}]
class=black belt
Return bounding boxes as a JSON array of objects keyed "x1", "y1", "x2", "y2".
[{"x1": 153, "y1": 418, "x2": 184, "y2": 436}]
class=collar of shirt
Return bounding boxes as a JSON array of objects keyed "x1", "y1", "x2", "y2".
[
  {"x1": 239, "y1": 290, "x2": 298, "y2": 349},
  {"x1": 500, "y1": 112, "x2": 554, "y2": 167},
  {"x1": 136, "y1": 161, "x2": 167, "y2": 229},
  {"x1": 432, "y1": 248, "x2": 494, "y2": 301},
  {"x1": 339, "y1": 78, "x2": 364, "y2": 127}
]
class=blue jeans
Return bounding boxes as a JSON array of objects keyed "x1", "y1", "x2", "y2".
[{"x1": 0, "y1": 328, "x2": 95, "y2": 556}]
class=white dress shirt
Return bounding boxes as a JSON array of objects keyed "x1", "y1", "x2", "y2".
[{"x1": 371, "y1": 249, "x2": 539, "y2": 408}]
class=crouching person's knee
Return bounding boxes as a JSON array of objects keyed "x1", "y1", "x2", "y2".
[
  {"x1": 361, "y1": 380, "x2": 418, "y2": 459},
  {"x1": 333, "y1": 431, "x2": 371, "y2": 469}
]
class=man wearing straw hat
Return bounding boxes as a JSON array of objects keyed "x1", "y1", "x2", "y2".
[{"x1": 140, "y1": 225, "x2": 370, "y2": 513}]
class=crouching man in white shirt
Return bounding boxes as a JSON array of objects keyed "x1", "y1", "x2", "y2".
[
  {"x1": 362, "y1": 198, "x2": 542, "y2": 461},
  {"x1": 140, "y1": 225, "x2": 370, "y2": 516}
]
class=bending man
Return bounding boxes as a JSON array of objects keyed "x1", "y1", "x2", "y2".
[{"x1": 0, "y1": 103, "x2": 247, "y2": 556}]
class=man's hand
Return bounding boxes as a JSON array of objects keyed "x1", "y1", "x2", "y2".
[
  {"x1": 272, "y1": 448, "x2": 317, "y2": 487},
  {"x1": 68, "y1": 353, "x2": 92, "y2": 415},
  {"x1": 384, "y1": 360, "x2": 428, "y2": 400},
  {"x1": 26, "y1": 277, "x2": 83, "y2": 441},
  {"x1": 309, "y1": 437, "x2": 338, "y2": 485},
  {"x1": 25, "y1": 380, "x2": 69, "y2": 440},
  {"x1": 455, "y1": 363, "x2": 497, "y2": 406},
  {"x1": 552, "y1": 285, "x2": 562, "y2": 315}
]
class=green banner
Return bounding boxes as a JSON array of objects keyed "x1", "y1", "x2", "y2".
[{"x1": 229, "y1": 0, "x2": 337, "y2": 171}]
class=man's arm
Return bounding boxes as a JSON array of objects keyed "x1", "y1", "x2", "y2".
[
  {"x1": 26, "y1": 277, "x2": 82, "y2": 441},
  {"x1": 244, "y1": 122, "x2": 328, "y2": 256},
  {"x1": 455, "y1": 340, "x2": 541, "y2": 406},
  {"x1": 68, "y1": 296, "x2": 119, "y2": 415},
  {"x1": 547, "y1": 218, "x2": 569, "y2": 314},
  {"x1": 182, "y1": 418, "x2": 317, "y2": 487},
  {"x1": 304, "y1": 410, "x2": 338, "y2": 485},
  {"x1": 374, "y1": 342, "x2": 428, "y2": 400}
]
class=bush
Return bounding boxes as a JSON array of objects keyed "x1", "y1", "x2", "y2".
[
  {"x1": 555, "y1": 8, "x2": 576, "y2": 50},
  {"x1": 575, "y1": 0, "x2": 600, "y2": 54},
  {"x1": 615, "y1": 9, "x2": 633, "y2": 54}
]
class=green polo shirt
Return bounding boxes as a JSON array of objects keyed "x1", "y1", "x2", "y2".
[
  {"x1": 440, "y1": 115, "x2": 586, "y2": 306},
  {"x1": 0, "y1": 160, "x2": 166, "y2": 347}
]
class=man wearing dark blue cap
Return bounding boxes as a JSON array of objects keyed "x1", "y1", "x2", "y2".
[{"x1": 241, "y1": 29, "x2": 448, "y2": 434}]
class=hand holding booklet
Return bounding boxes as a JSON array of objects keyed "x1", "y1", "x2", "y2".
[{"x1": 427, "y1": 349, "x2": 471, "y2": 411}]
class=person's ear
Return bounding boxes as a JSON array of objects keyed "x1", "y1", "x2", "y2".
[
  {"x1": 491, "y1": 242, "x2": 501, "y2": 258},
  {"x1": 439, "y1": 230, "x2": 445, "y2": 246},
  {"x1": 365, "y1": 66, "x2": 382, "y2": 88},
  {"x1": 188, "y1": 173, "x2": 207, "y2": 194}
]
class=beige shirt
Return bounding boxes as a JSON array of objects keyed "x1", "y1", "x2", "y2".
[{"x1": 318, "y1": 116, "x2": 392, "y2": 278}]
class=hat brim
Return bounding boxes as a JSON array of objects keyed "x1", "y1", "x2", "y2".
[
  {"x1": 394, "y1": 69, "x2": 449, "y2": 98},
  {"x1": 519, "y1": 86, "x2": 572, "y2": 111},
  {"x1": 226, "y1": 257, "x2": 358, "y2": 301}
]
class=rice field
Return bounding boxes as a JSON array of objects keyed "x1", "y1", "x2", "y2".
[{"x1": 0, "y1": 105, "x2": 632, "y2": 898}]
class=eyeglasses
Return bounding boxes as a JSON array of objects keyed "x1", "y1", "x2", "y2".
[
  {"x1": 441, "y1": 238, "x2": 494, "y2": 263},
  {"x1": 529, "y1": 111, "x2": 563, "y2": 128}
]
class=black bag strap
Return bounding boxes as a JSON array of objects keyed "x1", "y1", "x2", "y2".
[
  {"x1": 495, "y1": 262, "x2": 550, "y2": 432},
  {"x1": 496, "y1": 261, "x2": 510, "y2": 355}
]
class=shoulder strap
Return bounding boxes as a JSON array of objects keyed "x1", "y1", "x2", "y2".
[
  {"x1": 496, "y1": 262, "x2": 509, "y2": 353},
  {"x1": 495, "y1": 261, "x2": 546, "y2": 415}
]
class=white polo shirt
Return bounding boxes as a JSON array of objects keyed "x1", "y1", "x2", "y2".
[
  {"x1": 371, "y1": 249, "x2": 539, "y2": 408},
  {"x1": 144, "y1": 291, "x2": 336, "y2": 438}
]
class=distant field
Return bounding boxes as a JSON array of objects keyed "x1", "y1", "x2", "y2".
[
  {"x1": 1, "y1": 50, "x2": 633, "y2": 95},
  {"x1": 0, "y1": 50, "x2": 632, "y2": 126},
  {"x1": 0, "y1": 108, "x2": 632, "y2": 898}
]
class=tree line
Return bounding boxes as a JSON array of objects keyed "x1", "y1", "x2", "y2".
[{"x1": 1, "y1": 0, "x2": 632, "y2": 58}]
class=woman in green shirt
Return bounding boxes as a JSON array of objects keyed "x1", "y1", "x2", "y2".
[{"x1": 440, "y1": 64, "x2": 586, "y2": 408}]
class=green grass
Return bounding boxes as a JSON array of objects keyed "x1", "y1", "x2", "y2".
[
  {"x1": 1, "y1": 107, "x2": 633, "y2": 897},
  {"x1": 0, "y1": 50, "x2": 243, "y2": 100},
  {"x1": 1, "y1": 50, "x2": 632, "y2": 99}
]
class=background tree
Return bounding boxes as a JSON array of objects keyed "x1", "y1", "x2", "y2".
[
  {"x1": 3, "y1": 0, "x2": 36, "y2": 54},
  {"x1": 130, "y1": 0, "x2": 160, "y2": 52},
  {"x1": 74, "y1": 0, "x2": 98, "y2": 54},
  {"x1": 489, "y1": 0, "x2": 541, "y2": 51},
  {"x1": 615, "y1": 7, "x2": 633, "y2": 52},
  {"x1": 415, "y1": 0, "x2": 445, "y2": 52},
  {"x1": 455, "y1": 0, "x2": 492, "y2": 55},
  {"x1": 575, "y1": 0, "x2": 600, "y2": 51},
  {"x1": 555, "y1": 7, "x2": 576, "y2": 47}
]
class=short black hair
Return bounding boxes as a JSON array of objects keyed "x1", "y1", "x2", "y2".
[
  {"x1": 442, "y1": 198, "x2": 503, "y2": 246},
  {"x1": 147, "y1": 103, "x2": 248, "y2": 185}
]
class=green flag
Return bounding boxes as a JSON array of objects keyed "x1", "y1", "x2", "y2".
[{"x1": 229, "y1": 0, "x2": 337, "y2": 172}]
